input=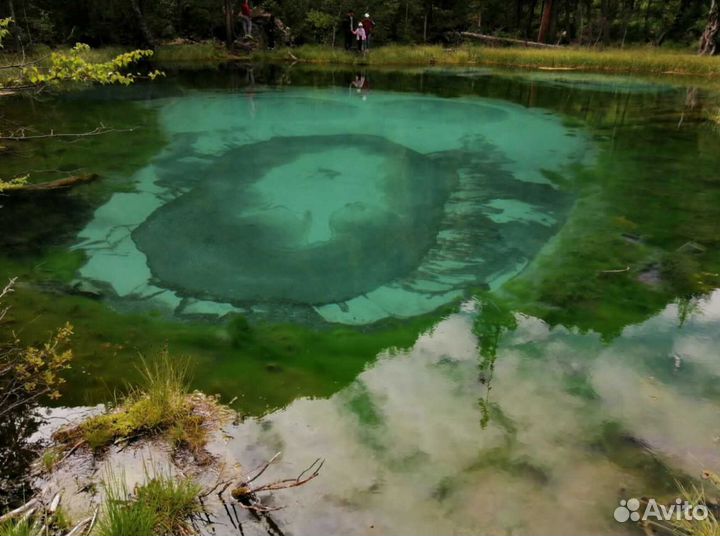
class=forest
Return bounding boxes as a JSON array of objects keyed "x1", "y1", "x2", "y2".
[{"x1": 0, "y1": 0, "x2": 718, "y2": 52}]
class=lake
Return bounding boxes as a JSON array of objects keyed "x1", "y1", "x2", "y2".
[{"x1": 2, "y1": 63, "x2": 720, "y2": 534}]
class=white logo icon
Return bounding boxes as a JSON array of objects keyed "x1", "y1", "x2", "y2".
[
  {"x1": 614, "y1": 497, "x2": 709, "y2": 523},
  {"x1": 614, "y1": 498, "x2": 642, "y2": 522}
]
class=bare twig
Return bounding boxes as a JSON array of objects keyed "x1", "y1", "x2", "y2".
[
  {"x1": 245, "y1": 451, "x2": 281, "y2": 485},
  {"x1": 250, "y1": 458, "x2": 324, "y2": 494},
  {"x1": 0, "y1": 125, "x2": 139, "y2": 141},
  {"x1": 460, "y1": 31, "x2": 563, "y2": 48},
  {"x1": 0, "y1": 277, "x2": 16, "y2": 322},
  {"x1": 0, "y1": 54, "x2": 51, "y2": 71}
]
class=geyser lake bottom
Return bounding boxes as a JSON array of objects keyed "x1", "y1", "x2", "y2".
[{"x1": 2, "y1": 67, "x2": 720, "y2": 534}]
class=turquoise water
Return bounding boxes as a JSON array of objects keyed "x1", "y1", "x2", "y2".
[
  {"x1": 73, "y1": 88, "x2": 588, "y2": 325},
  {"x1": 3, "y1": 66, "x2": 720, "y2": 532}
]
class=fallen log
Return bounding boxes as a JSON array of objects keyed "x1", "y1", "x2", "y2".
[
  {"x1": 6, "y1": 173, "x2": 99, "y2": 192},
  {"x1": 460, "y1": 32, "x2": 563, "y2": 49}
]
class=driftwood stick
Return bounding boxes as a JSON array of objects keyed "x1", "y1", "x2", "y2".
[
  {"x1": 245, "y1": 452, "x2": 281, "y2": 485},
  {"x1": 460, "y1": 32, "x2": 563, "y2": 48},
  {"x1": 64, "y1": 515, "x2": 92, "y2": 536},
  {"x1": 0, "y1": 498, "x2": 39, "y2": 524}
]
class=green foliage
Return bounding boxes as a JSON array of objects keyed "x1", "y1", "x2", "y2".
[
  {"x1": 0, "y1": 311, "x2": 74, "y2": 421},
  {"x1": 0, "y1": 176, "x2": 28, "y2": 193},
  {"x1": 0, "y1": 18, "x2": 10, "y2": 48},
  {"x1": 306, "y1": 10, "x2": 336, "y2": 43},
  {"x1": 22, "y1": 44, "x2": 161, "y2": 87},
  {"x1": 1, "y1": 0, "x2": 717, "y2": 48}
]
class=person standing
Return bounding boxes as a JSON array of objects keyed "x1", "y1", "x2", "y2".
[
  {"x1": 352, "y1": 22, "x2": 367, "y2": 53},
  {"x1": 362, "y1": 13, "x2": 375, "y2": 49},
  {"x1": 343, "y1": 11, "x2": 356, "y2": 50},
  {"x1": 240, "y1": 0, "x2": 253, "y2": 39},
  {"x1": 267, "y1": 13, "x2": 278, "y2": 49}
]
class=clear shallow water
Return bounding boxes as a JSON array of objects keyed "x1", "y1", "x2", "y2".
[
  {"x1": 73, "y1": 88, "x2": 587, "y2": 325},
  {"x1": 216, "y1": 292, "x2": 720, "y2": 536},
  {"x1": 3, "y1": 66, "x2": 720, "y2": 532}
]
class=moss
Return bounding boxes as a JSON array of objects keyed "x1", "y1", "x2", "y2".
[{"x1": 227, "y1": 314, "x2": 254, "y2": 348}]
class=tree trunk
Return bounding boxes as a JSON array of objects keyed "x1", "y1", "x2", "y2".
[
  {"x1": 225, "y1": 0, "x2": 234, "y2": 47},
  {"x1": 526, "y1": 0, "x2": 539, "y2": 37},
  {"x1": 699, "y1": 0, "x2": 719, "y2": 55},
  {"x1": 537, "y1": 0, "x2": 554, "y2": 42},
  {"x1": 7, "y1": 0, "x2": 22, "y2": 51},
  {"x1": 130, "y1": 0, "x2": 155, "y2": 48}
]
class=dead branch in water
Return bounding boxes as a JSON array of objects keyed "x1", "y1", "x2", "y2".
[
  {"x1": 0, "y1": 125, "x2": 138, "y2": 141},
  {"x1": 2, "y1": 173, "x2": 99, "y2": 193},
  {"x1": 460, "y1": 32, "x2": 563, "y2": 48},
  {"x1": 212, "y1": 453, "x2": 323, "y2": 535}
]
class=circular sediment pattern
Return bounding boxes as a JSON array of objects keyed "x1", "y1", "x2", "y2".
[
  {"x1": 132, "y1": 135, "x2": 456, "y2": 304},
  {"x1": 73, "y1": 88, "x2": 593, "y2": 325}
]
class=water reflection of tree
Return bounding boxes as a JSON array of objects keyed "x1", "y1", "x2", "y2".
[
  {"x1": 474, "y1": 296, "x2": 517, "y2": 429},
  {"x1": 0, "y1": 281, "x2": 73, "y2": 510},
  {"x1": 0, "y1": 399, "x2": 42, "y2": 510}
]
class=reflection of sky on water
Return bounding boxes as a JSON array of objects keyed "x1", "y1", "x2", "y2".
[{"x1": 213, "y1": 292, "x2": 720, "y2": 535}]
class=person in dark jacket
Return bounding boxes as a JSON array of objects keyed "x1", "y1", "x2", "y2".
[{"x1": 362, "y1": 12, "x2": 375, "y2": 49}]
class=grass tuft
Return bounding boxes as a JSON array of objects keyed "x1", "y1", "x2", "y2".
[
  {"x1": 53, "y1": 351, "x2": 206, "y2": 453},
  {"x1": 96, "y1": 470, "x2": 200, "y2": 536},
  {"x1": 0, "y1": 518, "x2": 42, "y2": 536},
  {"x1": 135, "y1": 475, "x2": 201, "y2": 535},
  {"x1": 96, "y1": 473, "x2": 156, "y2": 536}
]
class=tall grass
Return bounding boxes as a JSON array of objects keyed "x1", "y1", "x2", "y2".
[
  {"x1": 66, "y1": 352, "x2": 192, "y2": 450},
  {"x1": 254, "y1": 44, "x2": 720, "y2": 77},
  {"x1": 96, "y1": 474, "x2": 156, "y2": 536}
]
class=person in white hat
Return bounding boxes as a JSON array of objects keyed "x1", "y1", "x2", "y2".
[
  {"x1": 362, "y1": 12, "x2": 375, "y2": 49},
  {"x1": 352, "y1": 22, "x2": 367, "y2": 53}
]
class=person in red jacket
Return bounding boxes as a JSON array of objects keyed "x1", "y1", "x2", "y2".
[
  {"x1": 240, "y1": 0, "x2": 253, "y2": 38},
  {"x1": 362, "y1": 12, "x2": 375, "y2": 49}
]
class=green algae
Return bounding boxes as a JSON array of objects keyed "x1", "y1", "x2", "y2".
[{"x1": 0, "y1": 259, "x2": 454, "y2": 413}]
